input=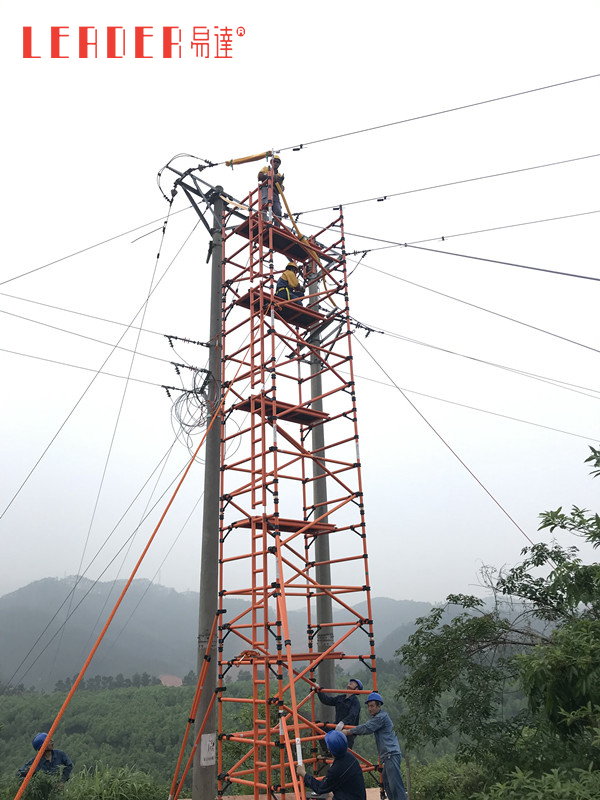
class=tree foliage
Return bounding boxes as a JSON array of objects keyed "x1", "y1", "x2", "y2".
[{"x1": 396, "y1": 446, "x2": 600, "y2": 785}]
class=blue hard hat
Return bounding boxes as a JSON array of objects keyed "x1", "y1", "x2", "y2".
[
  {"x1": 349, "y1": 678, "x2": 363, "y2": 691},
  {"x1": 32, "y1": 733, "x2": 48, "y2": 751},
  {"x1": 365, "y1": 691, "x2": 383, "y2": 704},
  {"x1": 324, "y1": 730, "x2": 348, "y2": 757}
]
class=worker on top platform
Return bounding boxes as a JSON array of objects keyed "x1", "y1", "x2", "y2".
[
  {"x1": 276, "y1": 262, "x2": 305, "y2": 303},
  {"x1": 258, "y1": 155, "x2": 284, "y2": 222}
]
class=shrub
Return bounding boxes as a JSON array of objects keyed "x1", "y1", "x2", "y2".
[
  {"x1": 63, "y1": 765, "x2": 170, "y2": 800},
  {"x1": 473, "y1": 766, "x2": 600, "y2": 800},
  {"x1": 407, "y1": 755, "x2": 487, "y2": 800}
]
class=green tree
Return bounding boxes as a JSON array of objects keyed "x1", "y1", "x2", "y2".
[
  {"x1": 397, "y1": 446, "x2": 600, "y2": 782},
  {"x1": 182, "y1": 670, "x2": 197, "y2": 686}
]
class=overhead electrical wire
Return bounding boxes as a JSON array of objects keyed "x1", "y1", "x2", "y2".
[
  {"x1": 0, "y1": 345, "x2": 168, "y2": 388},
  {"x1": 105, "y1": 492, "x2": 204, "y2": 655},
  {"x1": 63, "y1": 205, "x2": 173, "y2": 677},
  {"x1": 353, "y1": 335, "x2": 537, "y2": 547},
  {"x1": 79, "y1": 426, "x2": 178, "y2": 664},
  {"x1": 348, "y1": 367, "x2": 597, "y2": 442},
  {"x1": 6, "y1": 336, "x2": 249, "y2": 687},
  {"x1": 405, "y1": 243, "x2": 600, "y2": 284},
  {"x1": 360, "y1": 324, "x2": 600, "y2": 401},
  {"x1": 5, "y1": 148, "x2": 595, "y2": 299},
  {"x1": 0, "y1": 290, "x2": 193, "y2": 343},
  {"x1": 0, "y1": 206, "x2": 192, "y2": 288},
  {"x1": 13, "y1": 352, "x2": 251, "y2": 797},
  {"x1": 266, "y1": 72, "x2": 600, "y2": 157},
  {"x1": 0, "y1": 307, "x2": 199, "y2": 369},
  {"x1": 333, "y1": 208, "x2": 600, "y2": 254},
  {"x1": 288, "y1": 153, "x2": 600, "y2": 217},
  {"x1": 4, "y1": 438, "x2": 181, "y2": 688},
  {"x1": 0, "y1": 216, "x2": 203, "y2": 522},
  {"x1": 351, "y1": 260, "x2": 600, "y2": 357}
]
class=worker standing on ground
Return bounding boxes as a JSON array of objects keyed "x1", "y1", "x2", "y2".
[
  {"x1": 340, "y1": 692, "x2": 407, "y2": 800},
  {"x1": 258, "y1": 154, "x2": 284, "y2": 221},
  {"x1": 315, "y1": 678, "x2": 363, "y2": 750},
  {"x1": 18, "y1": 733, "x2": 73, "y2": 786},
  {"x1": 276, "y1": 262, "x2": 305, "y2": 303},
  {"x1": 296, "y1": 730, "x2": 366, "y2": 800}
]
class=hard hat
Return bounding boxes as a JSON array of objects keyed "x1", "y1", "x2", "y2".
[
  {"x1": 287, "y1": 261, "x2": 298, "y2": 270},
  {"x1": 32, "y1": 733, "x2": 48, "y2": 751},
  {"x1": 324, "y1": 730, "x2": 348, "y2": 757},
  {"x1": 349, "y1": 678, "x2": 364, "y2": 691},
  {"x1": 365, "y1": 691, "x2": 383, "y2": 704},
  {"x1": 272, "y1": 154, "x2": 281, "y2": 163}
]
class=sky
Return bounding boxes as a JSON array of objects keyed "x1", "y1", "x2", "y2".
[{"x1": 2, "y1": 0, "x2": 600, "y2": 612}]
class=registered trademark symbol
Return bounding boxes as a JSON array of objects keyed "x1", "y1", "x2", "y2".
[{"x1": 236, "y1": 27, "x2": 245, "y2": 36}]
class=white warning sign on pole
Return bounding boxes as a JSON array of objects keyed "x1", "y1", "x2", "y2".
[{"x1": 200, "y1": 732, "x2": 216, "y2": 766}]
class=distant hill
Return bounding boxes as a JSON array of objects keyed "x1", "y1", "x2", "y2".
[{"x1": 0, "y1": 577, "x2": 432, "y2": 691}]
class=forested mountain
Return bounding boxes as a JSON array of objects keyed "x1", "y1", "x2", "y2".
[{"x1": 0, "y1": 577, "x2": 431, "y2": 691}]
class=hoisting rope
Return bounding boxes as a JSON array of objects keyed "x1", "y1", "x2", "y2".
[
  {"x1": 13, "y1": 347, "x2": 250, "y2": 800},
  {"x1": 276, "y1": 182, "x2": 339, "y2": 312}
]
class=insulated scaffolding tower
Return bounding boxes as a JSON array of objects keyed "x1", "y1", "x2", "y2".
[
  {"x1": 212, "y1": 176, "x2": 378, "y2": 800},
  {"x1": 167, "y1": 162, "x2": 380, "y2": 798}
]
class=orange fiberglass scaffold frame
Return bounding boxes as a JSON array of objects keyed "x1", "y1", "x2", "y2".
[{"x1": 215, "y1": 179, "x2": 378, "y2": 799}]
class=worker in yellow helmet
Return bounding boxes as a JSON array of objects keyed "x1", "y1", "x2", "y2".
[
  {"x1": 258, "y1": 155, "x2": 284, "y2": 222},
  {"x1": 276, "y1": 262, "x2": 304, "y2": 303}
]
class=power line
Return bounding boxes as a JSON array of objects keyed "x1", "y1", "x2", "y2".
[
  {"x1": 368, "y1": 325, "x2": 600, "y2": 401},
  {"x1": 0, "y1": 307, "x2": 196, "y2": 370},
  {"x1": 339, "y1": 209, "x2": 600, "y2": 253},
  {"x1": 354, "y1": 336, "x2": 537, "y2": 546},
  {"x1": 0, "y1": 219, "x2": 202, "y2": 521},
  {"x1": 349, "y1": 367, "x2": 597, "y2": 442},
  {"x1": 407, "y1": 209, "x2": 600, "y2": 248},
  {"x1": 0, "y1": 206, "x2": 191, "y2": 287},
  {"x1": 4, "y1": 439, "x2": 187, "y2": 688},
  {"x1": 0, "y1": 346, "x2": 166, "y2": 387},
  {"x1": 0, "y1": 291, "x2": 181, "y2": 341},
  {"x1": 406, "y1": 243, "x2": 600, "y2": 284},
  {"x1": 288, "y1": 153, "x2": 600, "y2": 217},
  {"x1": 357, "y1": 261, "x2": 600, "y2": 357},
  {"x1": 269, "y1": 73, "x2": 600, "y2": 156}
]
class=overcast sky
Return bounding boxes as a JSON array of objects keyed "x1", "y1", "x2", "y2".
[{"x1": 2, "y1": 0, "x2": 600, "y2": 611}]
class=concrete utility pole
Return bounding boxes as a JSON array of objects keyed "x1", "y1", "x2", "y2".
[
  {"x1": 308, "y1": 319, "x2": 335, "y2": 717},
  {"x1": 193, "y1": 189, "x2": 224, "y2": 800}
]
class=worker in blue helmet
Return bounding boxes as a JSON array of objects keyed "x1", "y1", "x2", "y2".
[
  {"x1": 18, "y1": 733, "x2": 73, "y2": 785},
  {"x1": 296, "y1": 730, "x2": 366, "y2": 800},
  {"x1": 339, "y1": 692, "x2": 407, "y2": 800},
  {"x1": 314, "y1": 677, "x2": 363, "y2": 750}
]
